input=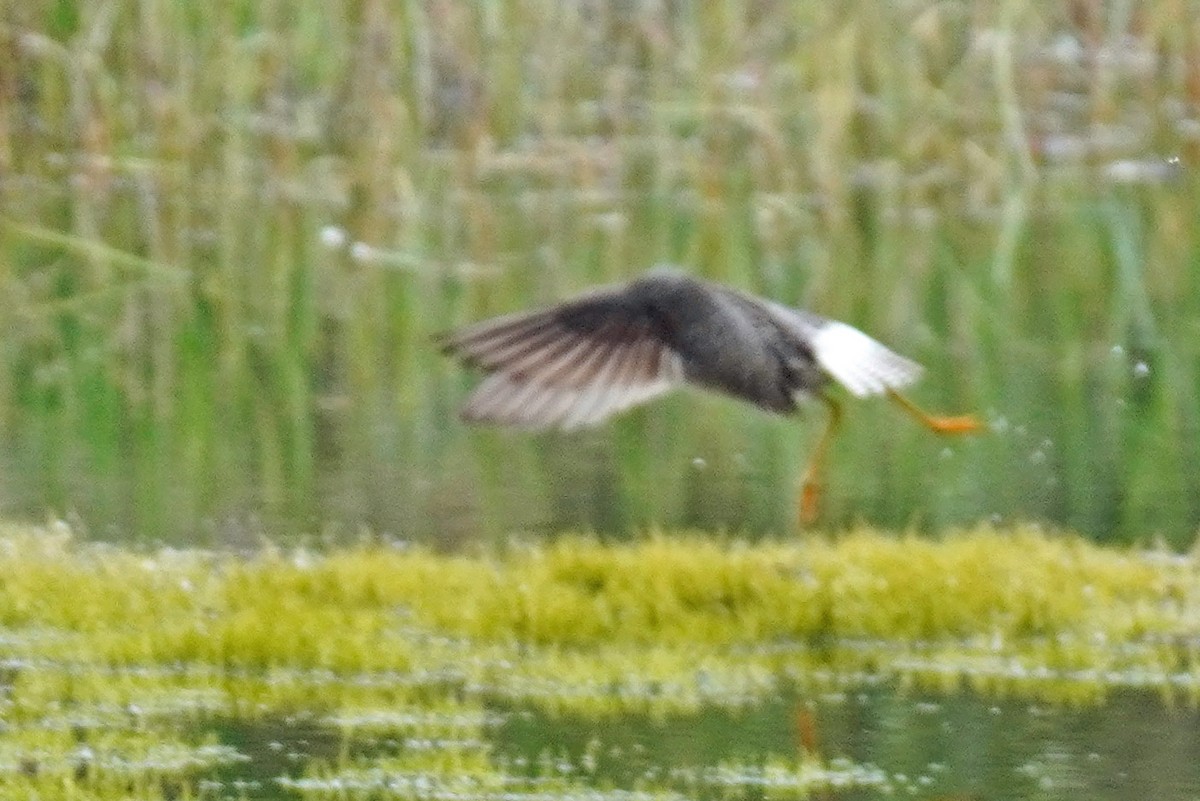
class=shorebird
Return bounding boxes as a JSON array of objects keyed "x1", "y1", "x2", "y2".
[{"x1": 439, "y1": 267, "x2": 980, "y2": 524}]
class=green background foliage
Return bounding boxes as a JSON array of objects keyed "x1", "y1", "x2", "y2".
[{"x1": 2, "y1": 1, "x2": 1198, "y2": 545}]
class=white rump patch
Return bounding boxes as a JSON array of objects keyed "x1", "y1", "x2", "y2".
[{"x1": 810, "y1": 321, "x2": 923, "y2": 397}]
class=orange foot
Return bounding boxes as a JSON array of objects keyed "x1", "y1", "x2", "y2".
[
  {"x1": 887, "y1": 390, "x2": 985, "y2": 437},
  {"x1": 924, "y1": 414, "x2": 984, "y2": 435}
]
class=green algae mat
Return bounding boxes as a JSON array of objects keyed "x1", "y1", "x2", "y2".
[{"x1": 0, "y1": 524, "x2": 1198, "y2": 800}]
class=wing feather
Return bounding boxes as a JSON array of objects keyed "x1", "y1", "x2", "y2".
[{"x1": 442, "y1": 289, "x2": 687, "y2": 429}]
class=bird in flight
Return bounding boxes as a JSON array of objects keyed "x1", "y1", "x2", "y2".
[{"x1": 439, "y1": 266, "x2": 980, "y2": 524}]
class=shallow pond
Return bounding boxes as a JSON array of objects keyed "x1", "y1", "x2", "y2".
[
  {"x1": 499, "y1": 687, "x2": 1200, "y2": 801},
  {"x1": 29, "y1": 682, "x2": 1200, "y2": 800},
  {"x1": 0, "y1": 526, "x2": 1198, "y2": 800}
]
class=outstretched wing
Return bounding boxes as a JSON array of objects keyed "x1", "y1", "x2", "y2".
[{"x1": 439, "y1": 287, "x2": 686, "y2": 430}]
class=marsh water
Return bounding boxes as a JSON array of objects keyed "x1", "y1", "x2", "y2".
[
  {"x1": 501, "y1": 689, "x2": 1200, "y2": 801},
  {"x1": 109, "y1": 685, "x2": 1200, "y2": 800},
  {"x1": 0, "y1": 531, "x2": 1193, "y2": 801}
]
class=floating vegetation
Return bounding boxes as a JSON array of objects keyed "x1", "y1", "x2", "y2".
[
  {"x1": 0, "y1": 522, "x2": 1197, "y2": 797},
  {"x1": 669, "y1": 757, "x2": 897, "y2": 798},
  {"x1": 0, "y1": 524, "x2": 1198, "y2": 703},
  {"x1": 280, "y1": 772, "x2": 689, "y2": 801}
]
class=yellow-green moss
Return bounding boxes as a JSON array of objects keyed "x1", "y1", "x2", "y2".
[
  {"x1": 0, "y1": 522, "x2": 1196, "y2": 798},
  {"x1": 0, "y1": 522, "x2": 1195, "y2": 710}
]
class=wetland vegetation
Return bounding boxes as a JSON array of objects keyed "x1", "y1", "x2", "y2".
[
  {"x1": 4, "y1": 1, "x2": 1200, "y2": 798},
  {"x1": 0, "y1": 523, "x2": 1197, "y2": 799},
  {"x1": 3, "y1": 1, "x2": 1200, "y2": 544}
]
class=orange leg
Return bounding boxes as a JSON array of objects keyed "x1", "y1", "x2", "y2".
[
  {"x1": 798, "y1": 394, "x2": 842, "y2": 527},
  {"x1": 886, "y1": 390, "x2": 983, "y2": 435},
  {"x1": 799, "y1": 391, "x2": 979, "y2": 526}
]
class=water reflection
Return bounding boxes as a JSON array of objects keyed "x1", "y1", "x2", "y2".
[
  {"x1": 8, "y1": 675, "x2": 1198, "y2": 800},
  {"x1": 497, "y1": 688, "x2": 1200, "y2": 801},
  {"x1": 5, "y1": 322, "x2": 1194, "y2": 548}
]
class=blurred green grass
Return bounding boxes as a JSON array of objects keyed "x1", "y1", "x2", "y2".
[{"x1": 2, "y1": 1, "x2": 1199, "y2": 545}]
